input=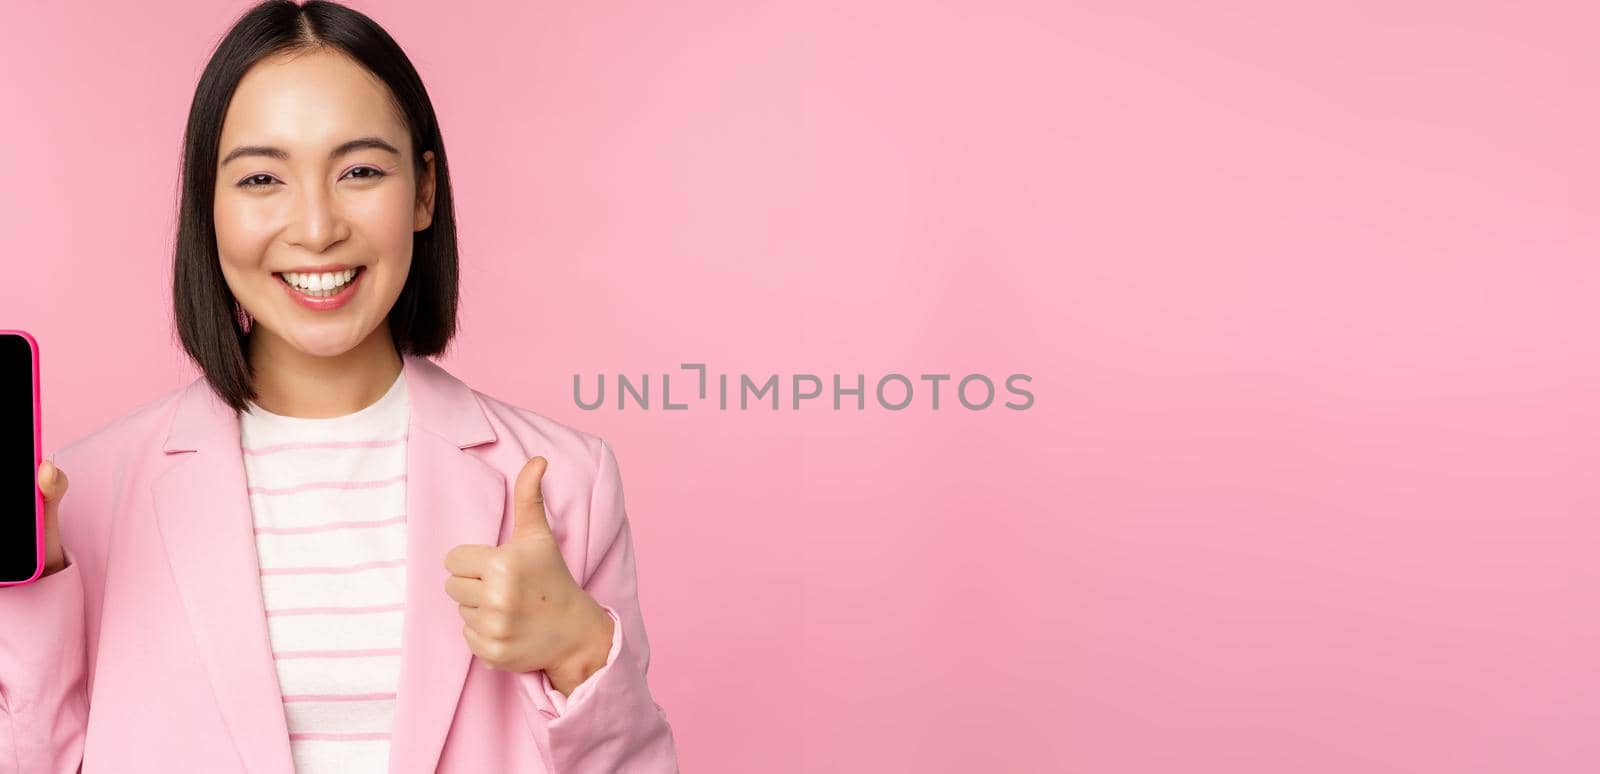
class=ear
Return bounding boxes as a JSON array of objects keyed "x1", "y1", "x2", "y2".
[{"x1": 414, "y1": 149, "x2": 436, "y2": 231}]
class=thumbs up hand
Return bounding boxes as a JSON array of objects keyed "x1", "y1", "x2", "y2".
[{"x1": 444, "y1": 456, "x2": 615, "y2": 693}]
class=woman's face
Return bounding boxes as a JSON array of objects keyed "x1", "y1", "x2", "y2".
[{"x1": 214, "y1": 47, "x2": 434, "y2": 360}]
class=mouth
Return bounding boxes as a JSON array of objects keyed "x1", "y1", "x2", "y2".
[{"x1": 273, "y1": 265, "x2": 368, "y2": 310}]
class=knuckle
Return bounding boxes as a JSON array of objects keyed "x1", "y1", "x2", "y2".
[
  {"x1": 484, "y1": 587, "x2": 510, "y2": 611},
  {"x1": 486, "y1": 555, "x2": 514, "y2": 580}
]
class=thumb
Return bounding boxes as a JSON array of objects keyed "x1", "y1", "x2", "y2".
[
  {"x1": 38, "y1": 458, "x2": 68, "y2": 505},
  {"x1": 510, "y1": 455, "x2": 551, "y2": 540},
  {"x1": 38, "y1": 459, "x2": 70, "y2": 572}
]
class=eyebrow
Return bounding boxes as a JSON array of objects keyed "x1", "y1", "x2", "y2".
[{"x1": 220, "y1": 136, "x2": 401, "y2": 167}]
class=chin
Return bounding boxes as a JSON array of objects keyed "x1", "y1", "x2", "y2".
[{"x1": 276, "y1": 326, "x2": 370, "y2": 359}]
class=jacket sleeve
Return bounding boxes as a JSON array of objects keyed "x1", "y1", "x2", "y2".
[
  {"x1": 517, "y1": 437, "x2": 680, "y2": 773},
  {"x1": 0, "y1": 540, "x2": 90, "y2": 774}
]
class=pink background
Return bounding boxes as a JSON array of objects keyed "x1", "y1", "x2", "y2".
[{"x1": 3, "y1": 1, "x2": 1595, "y2": 771}]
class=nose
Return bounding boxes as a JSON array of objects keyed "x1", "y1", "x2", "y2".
[{"x1": 284, "y1": 178, "x2": 349, "y2": 253}]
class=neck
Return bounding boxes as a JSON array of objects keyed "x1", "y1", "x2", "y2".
[{"x1": 244, "y1": 326, "x2": 403, "y2": 418}]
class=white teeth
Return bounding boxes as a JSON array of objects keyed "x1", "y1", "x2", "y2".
[{"x1": 280, "y1": 268, "x2": 358, "y2": 296}]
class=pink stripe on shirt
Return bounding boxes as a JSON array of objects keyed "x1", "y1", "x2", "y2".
[
  {"x1": 243, "y1": 434, "x2": 408, "y2": 456},
  {"x1": 255, "y1": 514, "x2": 408, "y2": 535},
  {"x1": 247, "y1": 473, "x2": 406, "y2": 496}
]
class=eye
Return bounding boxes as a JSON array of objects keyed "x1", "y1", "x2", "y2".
[
  {"x1": 237, "y1": 173, "x2": 278, "y2": 189},
  {"x1": 344, "y1": 166, "x2": 387, "y2": 181}
]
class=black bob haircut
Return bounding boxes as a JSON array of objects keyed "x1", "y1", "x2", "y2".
[{"x1": 173, "y1": 0, "x2": 458, "y2": 413}]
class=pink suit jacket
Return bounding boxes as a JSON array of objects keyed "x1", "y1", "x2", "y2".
[{"x1": 0, "y1": 354, "x2": 681, "y2": 773}]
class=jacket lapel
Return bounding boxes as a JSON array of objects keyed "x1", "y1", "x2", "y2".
[
  {"x1": 154, "y1": 354, "x2": 504, "y2": 774},
  {"x1": 154, "y1": 376, "x2": 297, "y2": 774},
  {"x1": 388, "y1": 354, "x2": 505, "y2": 774}
]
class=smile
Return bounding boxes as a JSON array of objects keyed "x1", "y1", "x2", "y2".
[{"x1": 274, "y1": 266, "x2": 367, "y2": 311}]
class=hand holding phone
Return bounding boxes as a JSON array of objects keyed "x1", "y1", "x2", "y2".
[{"x1": 36, "y1": 459, "x2": 69, "y2": 575}]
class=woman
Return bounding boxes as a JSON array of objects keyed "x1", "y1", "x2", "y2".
[{"x1": 0, "y1": 2, "x2": 680, "y2": 772}]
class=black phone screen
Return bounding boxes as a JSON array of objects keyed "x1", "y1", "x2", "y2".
[{"x1": 0, "y1": 334, "x2": 40, "y2": 583}]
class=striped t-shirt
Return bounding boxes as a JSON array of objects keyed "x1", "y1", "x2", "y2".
[{"x1": 238, "y1": 367, "x2": 410, "y2": 773}]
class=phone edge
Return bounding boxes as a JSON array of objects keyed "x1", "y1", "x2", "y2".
[{"x1": 0, "y1": 328, "x2": 45, "y2": 586}]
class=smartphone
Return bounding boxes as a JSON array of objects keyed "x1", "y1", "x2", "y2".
[{"x1": 0, "y1": 330, "x2": 44, "y2": 586}]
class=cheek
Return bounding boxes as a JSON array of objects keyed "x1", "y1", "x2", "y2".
[
  {"x1": 213, "y1": 194, "x2": 277, "y2": 268},
  {"x1": 353, "y1": 182, "x2": 419, "y2": 256}
]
